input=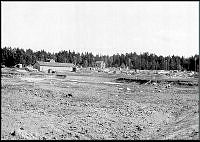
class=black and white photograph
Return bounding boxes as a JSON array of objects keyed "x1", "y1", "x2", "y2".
[{"x1": 1, "y1": 1, "x2": 199, "y2": 140}]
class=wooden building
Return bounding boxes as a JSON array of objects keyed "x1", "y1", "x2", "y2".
[{"x1": 33, "y1": 59, "x2": 75, "y2": 73}]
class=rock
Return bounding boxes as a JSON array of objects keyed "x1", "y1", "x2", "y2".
[
  {"x1": 165, "y1": 84, "x2": 171, "y2": 88},
  {"x1": 67, "y1": 94, "x2": 73, "y2": 97},
  {"x1": 52, "y1": 137, "x2": 56, "y2": 140},
  {"x1": 156, "y1": 128, "x2": 161, "y2": 132},
  {"x1": 152, "y1": 82, "x2": 157, "y2": 86},
  {"x1": 75, "y1": 135, "x2": 80, "y2": 139},
  {"x1": 42, "y1": 137, "x2": 46, "y2": 140},
  {"x1": 127, "y1": 87, "x2": 131, "y2": 91},
  {"x1": 10, "y1": 130, "x2": 16, "y2": 136},
  {"x1": 136, "y1": 125, "x2": 142, "y2": 131}
]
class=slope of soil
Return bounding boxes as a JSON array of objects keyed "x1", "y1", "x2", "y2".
[{"x1": 1, "y1": 72, "x2": 199, "y2": 140}]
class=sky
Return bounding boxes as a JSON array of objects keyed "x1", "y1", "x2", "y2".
[{"x1": 1, "y1": 2, "x2": 199, "y2": 57}]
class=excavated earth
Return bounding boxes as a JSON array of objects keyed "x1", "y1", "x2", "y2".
[{"x1": 1, "y1": 72, "x2": 199, "y2": 140}]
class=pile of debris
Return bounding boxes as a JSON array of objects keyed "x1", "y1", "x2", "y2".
[{"x1": 25, "y1": 65, "x2": 38, "y2": 72}]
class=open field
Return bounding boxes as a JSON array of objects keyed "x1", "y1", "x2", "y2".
[{"x1": 1, "y1": 68, "x2": 199, "y2": 140}]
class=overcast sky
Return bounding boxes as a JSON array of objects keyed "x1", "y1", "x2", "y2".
[{"x1": 2, "y1": 2, "x2": 199, "y2": 57}]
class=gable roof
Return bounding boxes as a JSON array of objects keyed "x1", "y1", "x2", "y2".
[{"x1": 36, "y1": 61, "x2": 74, "y2": 67}]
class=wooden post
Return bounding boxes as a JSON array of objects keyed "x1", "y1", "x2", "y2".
[{"x1": 195, "y1": 57, "x2": 196, "y2": 73}]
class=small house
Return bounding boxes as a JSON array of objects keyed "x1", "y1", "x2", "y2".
[{"x1": 95, "y1": 61, "x2": 106, "y2": 69}]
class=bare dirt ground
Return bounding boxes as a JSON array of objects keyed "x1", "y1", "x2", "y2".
[{"x1": 1, "y1": 70, "x2": 199, "y2": 140}]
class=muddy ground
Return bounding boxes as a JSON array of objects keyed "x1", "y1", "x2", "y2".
[{"x1": 1, "y1": 71, "x2": 199, "y2": 140}]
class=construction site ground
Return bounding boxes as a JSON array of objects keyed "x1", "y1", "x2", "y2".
[{"x1": 1, "y1": 68, "x2": 199, "y2": 140}]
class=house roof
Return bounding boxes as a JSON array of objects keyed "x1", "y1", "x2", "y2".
[
  {"x1": 95, "y1": 61, "x2": 104, "y2": 63},
  {"x1": 36, "y1": 61, "x2": 74, "y2": 67}
]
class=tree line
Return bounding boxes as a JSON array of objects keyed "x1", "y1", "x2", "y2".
[{"x1": 1, "y1": 46, "x2": 199, "y2": 71}]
